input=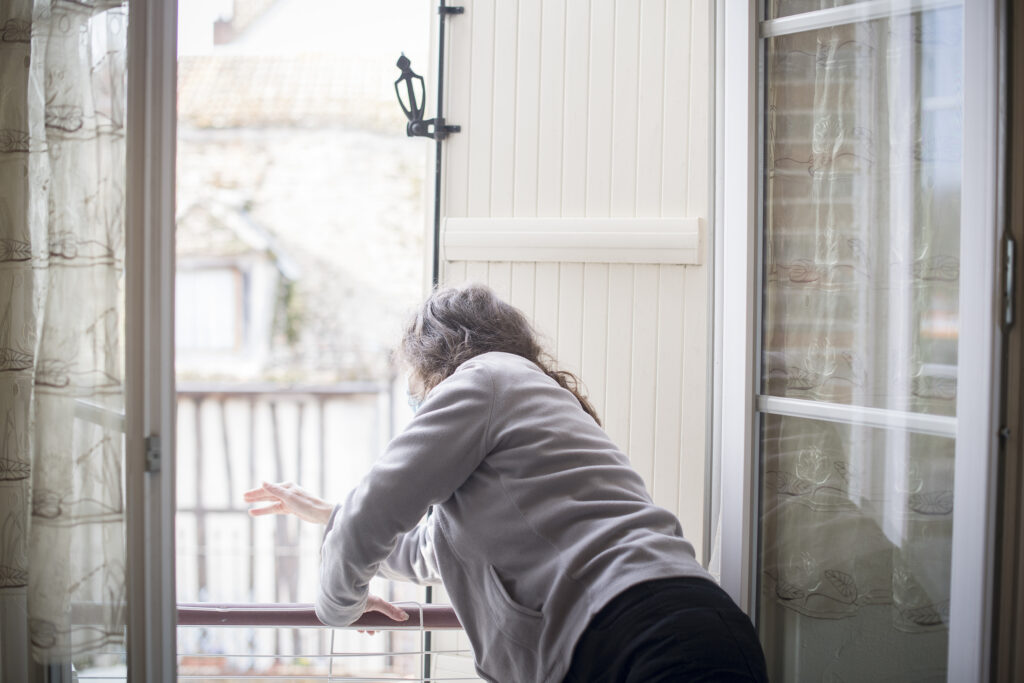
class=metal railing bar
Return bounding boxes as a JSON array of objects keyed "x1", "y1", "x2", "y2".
[
  {"x1": 177, "y1": 676, "x2": 480, "y2": 682},
  {"x1": 177, "y1": 602, "x2": 462, "y2": 629},
  {"x1": 177, "y1": 648, "x2": 472, "y2": 659},
  {"x1": 177, "y1": 381, "x2": 388, "y2": 397}
]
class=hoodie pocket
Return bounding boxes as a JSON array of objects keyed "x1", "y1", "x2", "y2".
[{"x1": 486, "y1": 564, "x2": 543, "y2": 619}]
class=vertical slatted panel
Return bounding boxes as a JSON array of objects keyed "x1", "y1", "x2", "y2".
[
  {"x1": 604, "y1": 264, "x2": 634, "y2": 451},
  {"x1": 628, "y1": 265, "x2": 659, "y2": 486},
  {"x1": 443, "y1": 0, "x2": 474, "y2": 219},
  {"x1": 509, "y1": 261, "x2": 537, "y2": 320},
  {"x1": 445, "y1": 260, "x2": 468, "y2": 285},
  {"x1": 438, "y1": 2, "x2": 713, "y2": 546},
  {"x1": 487, "y1": 261, "x2": 512, "y2": 301},
  {"x1": 686, "y1": 0, "x2": 711, "y2": 217},
  {"x1": 679, "y1": 262, "x2": 707, "y2": 560},
  {"x1": 585, "y1": 0, "x2": 615, "y2": 217},
  {"x1": 636, "y1": 0, "x2": 667, "y2": 217},
  {"x1": 466, "y1": 2, "x2": 495, "y2": 217},
  {"x1": 557, "y1": 263, "x2": 584, "y2": 377},
  {"x1": 533, "y1": 263, "x2": 560, "y2": 348},
  {"x1": 581, "y1": 263, "x2": 610, "y2": 425},
  {"x1": 490, "y1": 0, "x2": 518, "y2": 217},
  {"x1": 662, "y1": 0, "x2": 692, "y2": 216},
  {"x1": 465, "y1": 261, "x2": 489, "y2": 284},
  {"x1": 561, "y1": 0, "x2": 590, "y2": 216},
  {"x1": 610, "y1": 0, "x2": 641, "y2": 217},
  {"x1": 514, "y1": 0, "x2": 542, "y2": 217},
  {"x1": 653, "y1": 266, "x2": 685, "y2": 511},
  {"x1": 537, "y1": 0, "x2": 567, "y2": 216}
]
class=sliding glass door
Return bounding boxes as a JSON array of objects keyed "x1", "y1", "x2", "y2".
[{"x1": 719, "y1": 1, "x2": 1001, "y2": 680}]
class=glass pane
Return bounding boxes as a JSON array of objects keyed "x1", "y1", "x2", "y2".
[
  {"x1": 759, "y1": 414, "x2": 953, "y2": 680},
  {"x1": 767, "y1": 1, "x2": 878, "y2": 21},
  {"x1": 761, "y1": 8, "x2": 962, "y2": 416}
]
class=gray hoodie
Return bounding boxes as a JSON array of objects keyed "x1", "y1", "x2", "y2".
[{"x1": 315, "y1": 351, "x2": 710, "y2": 682}]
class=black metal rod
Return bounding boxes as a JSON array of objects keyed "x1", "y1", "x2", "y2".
[
  {"x1": 423, "y1": 1, "x2": 455, "y2": 675},
  {"x1": 430, "y1": 1, "x2": 451, "y2": 289}
]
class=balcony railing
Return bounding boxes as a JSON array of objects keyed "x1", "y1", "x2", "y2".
[
  {"x1": 176, "y1": 602, "x2": 461, "y2": 629},
  {"x1": 75, "y1": 603, "x2": 471, "y2": 682},
  {"x1": 174, "y1": 602, "x2": 470, "y2": 682}
]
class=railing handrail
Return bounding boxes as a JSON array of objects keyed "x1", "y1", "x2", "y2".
[
  {"x1": 176, "y1": 381, "x2": 390, "y2": 397},
  {"x1": 176, "y1": 602, "x2": 462, "y2": 629}
]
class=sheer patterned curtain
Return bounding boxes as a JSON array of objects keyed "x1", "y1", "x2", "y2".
[
  {"x1": 0, "y1": 0, "x2": 128, "y2": 675},
  {"x1": 760, "y1": 6, "x2": 960, "y2": 637}
]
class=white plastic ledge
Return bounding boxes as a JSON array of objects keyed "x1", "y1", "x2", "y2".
[{"x1": 442, "y1": 217, "x2": 702, "y2": 265}]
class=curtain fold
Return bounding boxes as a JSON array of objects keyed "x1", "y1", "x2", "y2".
[{"x1": 0, "y1": 0, "x2": 128, "y2": 674}]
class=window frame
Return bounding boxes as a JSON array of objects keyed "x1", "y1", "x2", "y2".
[
  {"x1": 125, "y1": 0, "x2": 179, "y2": 679},
  {"x1": 714, "y1": 1, "x2": 1003, "y2": 679}
]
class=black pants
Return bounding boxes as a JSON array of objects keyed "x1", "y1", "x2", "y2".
[{"x1": 563, "y1": 577, "x2": 769, "y2": 683}]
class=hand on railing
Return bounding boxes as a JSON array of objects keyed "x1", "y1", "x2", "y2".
[{"x1": 243, "y1": 481, "x2": 335, "y2": 525}]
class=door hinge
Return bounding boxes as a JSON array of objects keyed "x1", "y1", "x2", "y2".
[
  {"x1": 1005, "y1": 236, "x2": 1016, "y2": 329},
  {"x1": 145, "y1": 434, "x2": 161, "y2": 473}
]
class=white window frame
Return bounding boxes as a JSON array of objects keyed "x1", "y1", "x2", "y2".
[
  {"x1": 125, "y1": 0, "x2": 178, "y2": 679},
  {"x1": 715, "y1": 1, "x2": 1002, "y2": 680}
]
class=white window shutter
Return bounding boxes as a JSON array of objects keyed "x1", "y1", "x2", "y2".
[{"x1": 437, "y1": 0, "x2": 713, "y2": 559}]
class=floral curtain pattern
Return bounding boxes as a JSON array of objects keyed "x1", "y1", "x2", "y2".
[
  {"x1": 760, "y1": 6, "x2": 961, "y2": 636},
  {"x1": 0, "y1": 0, "x2": 127, "y2": 670}
]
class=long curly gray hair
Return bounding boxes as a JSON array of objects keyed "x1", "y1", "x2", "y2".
[{"x1": 400, "y1": 283, "x2": 601, "y2": 425}]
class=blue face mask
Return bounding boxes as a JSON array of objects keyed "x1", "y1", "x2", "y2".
[{"x1": 407, "y1": 393, "x2": 423, "y2": 413}]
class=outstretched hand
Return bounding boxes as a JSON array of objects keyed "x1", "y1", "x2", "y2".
[{"x1": 243, "y1": 481, "x2": 335, "y2": 525}]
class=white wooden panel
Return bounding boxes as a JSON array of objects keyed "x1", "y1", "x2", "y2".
[
  {"x1": 437, "y1": 1, "x2": 715, "y2": 553},
  {"x1": 581, "y1": 263, "x2": 610, "y2": 424},
  {"x1": 490, "y1": 0, "x2": 518, "y2": 217},
  {"x1": 556, "y1": 263, "x2": 584, "y2": 377},
  {"x1": 604, "y1": 264, "x2": 634, "y2": 451},
  {"x1": 464, "y1": 260, "x2": 489, "y2": 285},
  {"x1": 586, "y1": 0, "x2": 615, "y2": 217},
  {"x1": 653, "y1": 266, "x2": 685, "y2": 512},
  {"x1": 663, "y1": 0, "x2": 692, "y2": 216},
  {"x1": 561, "y1": 0, "x2": 590, "y2": 216},
  {"x1": 444, "y1": 260, "x2": 467, "y2": 285},
  {"x1": 637, "y1": 0, "x2": 667, "y2": 216},
  {"x1": 509, "y1": 261, "x2": 536, "y2": 318},
  {"x1": 487, "y1": 261, "x2": 512, "y2": 301},
  {"x1": 466, "y1": 2, "x2": 495, "y2": 216},
  {"x1": 444, "y1": 217, "x2": 702, "y2": 264},
  {"x1": 514, "y1": 0, "x2": 542, "y2": 216},
  {"x1": 679, "y1": 264, "x2": 707, "y2": 560},
  {"x1": 537, "y1": 0, "x2": 567, "y2": 215},
  {"x1": 442, "y1": 0, "x2": 473, "y2": 219},
  {"x1": 687, "y1": 0, "x2": 712, "y2": 216},
  {"x1": 533, "y1": 263, "x2": 560, "y2": 347},
  {"x1": 628, "y1": 265, "x2": 659, "y2": 487},
  {"x1": 611, "y1": 0, "x2": 641, "y2": 217}
]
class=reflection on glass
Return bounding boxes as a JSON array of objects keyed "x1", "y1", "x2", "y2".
[
  {"x1": 767, "y1": 0, "x2": 866, "y2": 20},
  {"x1": 759, "y1": 414, "x2": 953, "y2": 680},
  {"x1": 761, "y1": 9, "x2": 962, "y2": 416}
]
